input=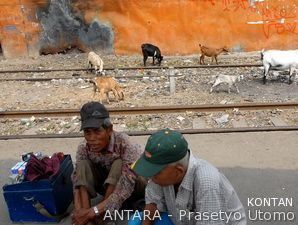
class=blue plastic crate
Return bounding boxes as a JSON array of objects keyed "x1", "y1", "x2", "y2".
[{"x1": 3, "y1": 155, "x2": 74, "y2": 222}]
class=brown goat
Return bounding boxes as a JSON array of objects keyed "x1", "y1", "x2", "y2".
[
  {"x1": 90, "y1": 77, "x2": 124, "y2": 104},
  {"x1": 199, "y1": 44, "x2": 228, "y2": 65}
]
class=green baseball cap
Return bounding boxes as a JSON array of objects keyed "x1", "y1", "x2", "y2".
[{"x1": 132, "y1": 129, "x2": 188, "y2": 177}]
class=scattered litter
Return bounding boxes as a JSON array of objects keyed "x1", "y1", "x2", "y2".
[
  {"x1": 176, "y1": 116, "x2": 185, "y2": 122},
  {"x1": 79, "y1": 85, "x2": 90, "y2": 89},
  {"x1": 233, "y1": 108, "x2": 239, "y2": 113},
  {"x1": 215, "y1": 114, "x2": 229, "y2": 125}
]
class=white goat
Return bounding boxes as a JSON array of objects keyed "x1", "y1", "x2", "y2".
[
  {"x1": 261, "y1": 49, "x2": 298, "y2": 84},
  {"x1": 210, "y1": 74, "x2": 244, "y2": 94},
  {"x1": 87, "y1": 51, "x2": 104, "y2": 75}
]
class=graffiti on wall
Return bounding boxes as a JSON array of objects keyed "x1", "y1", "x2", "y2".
[
  {"x1": 247, "y1": 1, "x2": 298, "y2": 38},
  {"x1": 206, "y1": 0, "x2": 298, "y2": 39},
  {"x1": 37, "y1": 0, "x2": 114, "y2": 54},
  {"x1": 205, "y1": 0, "x2": 251, "y2": 9}
]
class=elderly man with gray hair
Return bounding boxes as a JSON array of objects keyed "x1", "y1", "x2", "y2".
[
  {"x1": 71, "y1": 102, "x2": 146, "y2": 225},
  {"x1": 130, "y1": 128, "x2": 247, "y2": 225}
]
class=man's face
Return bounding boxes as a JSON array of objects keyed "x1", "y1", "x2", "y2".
[
  {"x1": 83, "y1": 127, "x2": 112, "y2": 152},
  {"x1": 151, "y1": 164, "x2": 186, "y2": 186}
]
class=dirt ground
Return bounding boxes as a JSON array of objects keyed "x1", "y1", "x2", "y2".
[{"x1": 0, "y1": 51, "x2": 297, "y2": 135}]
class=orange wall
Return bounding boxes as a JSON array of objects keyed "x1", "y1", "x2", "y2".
[
  {"x1": 92, "y1": 0, "x2": 298, "y2": 55},
  {"x1": 0, "y1": 0, "x2": 41, "y2": 58},
  {"x1": 0, "y1": 0, "x2": 297, "y2": 57}
]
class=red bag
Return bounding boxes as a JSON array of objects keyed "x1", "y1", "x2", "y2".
[{"x1": 25, "y1": 152, "x2": 65, "y2": 181}]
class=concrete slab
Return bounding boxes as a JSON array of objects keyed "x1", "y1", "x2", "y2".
[
  {"x1": 192, "y1": 118, "x2": 208, "y2": 129},
  {"x1": 270, "y1": 117, "x2": 288, "y2": 126},
  {"x1": 22, "y1": 126, "x2": 41, "y2": 135},
  {"x1": 232, "y1": 119, "x2": 248, "y2": 128},
  {"x1": 0, "y1": 131, "x2": 297, "y2": 225}
]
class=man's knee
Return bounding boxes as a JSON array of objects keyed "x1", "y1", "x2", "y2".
[
  {"x1": 74, "y1": 160, "x2": 98, "y2": 197},
  {"x1": 75, "y1": 160, "x2": 95, "y2": 182},
  {"x1": 111, "y1": 158, "x2": 122, "y2": 171},
  {"x1": 105, "y1": 158, "x2": 122, "y2": 186},
  {"x1": 76, "y1": 160, "x2": 94, "y2": 173}
]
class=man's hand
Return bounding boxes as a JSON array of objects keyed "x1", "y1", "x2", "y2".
[
  {"x1": 71, "y1": 208, "x2": 95, "y2": 225},
  {"x1": 142, "y1": 203, "x2": 158, "y2": 225}
]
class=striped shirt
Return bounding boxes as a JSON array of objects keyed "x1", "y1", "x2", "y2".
[
  {"x1": 145, "y1": 151, "x2": 247, "y2": 225},
  {"x1": 72, "y1": 131, "x2": 142, "y2": 212}
]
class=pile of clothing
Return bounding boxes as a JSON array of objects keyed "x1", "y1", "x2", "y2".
[{"x1": 25, "y1": 152, "x2": 65, "y2": 181}]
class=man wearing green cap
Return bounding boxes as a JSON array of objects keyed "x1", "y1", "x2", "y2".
[
  {"x1": 131, "y1": 128, "x2": 246, "y2": 225},
  {"x1": 71, "y1": 102, "x2": 146, "y2": 225}
]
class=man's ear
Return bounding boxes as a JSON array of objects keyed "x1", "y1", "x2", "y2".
[
  {"x1": 107, "y1": 124, "x2": 113, "y2": 136},
  {"x1": 175, "y1": 164, "x2": 186, "y2": 175}
]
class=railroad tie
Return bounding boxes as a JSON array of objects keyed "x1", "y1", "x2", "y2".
[
  {"x1": 270, "y1": 117, "x2": 288, "y2": 127},
  {"x1": 192, "y1": 118, "x2": 208, "y2": 129},
  {"x1": 231, "y1": 119, "x2": 248, "y2": 128}
]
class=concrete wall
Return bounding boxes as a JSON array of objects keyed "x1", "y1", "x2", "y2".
[
  {"x1": 0, "y1": 0, "x2": 41, "y2": 58},
  {"x1": 0, "y1": 0, "x2": 297, "y2": 58}
]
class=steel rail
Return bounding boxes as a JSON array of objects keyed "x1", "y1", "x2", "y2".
[
  {"x1": 0, "y1": 63, "x2": 262, "y2": 74},
  {"x1": 0, "y1": 74, "x2": 181, "y2": 82},
  {"x1": 1, "y1": 102, "x2": 297, "y2": 119},
  {"x1": 0, "y1": 126, "x2": 297, "y2": 140}
]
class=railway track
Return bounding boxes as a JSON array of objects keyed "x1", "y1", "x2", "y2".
[
  {"x1": 0, "y1": 74, "x2": 179, "y2": 82},
  {"x1": 1, "y1": 102, "x2": 297, "y2": 140},
  {"x1": 0, "y1": 63, "x2": 262, "y2": 74},
  {"x1": 1, "y1": 126, "x2": 297, "y2": 140},
  {"x1": 1, "y1": 60, "x2": 295, "y2": 139},
  {"x1": 0, "y1": 63, "x2": 262, "y2": 82},
  {"x1": 1, "y1": 102, "x2": 297, "y2": 119}
]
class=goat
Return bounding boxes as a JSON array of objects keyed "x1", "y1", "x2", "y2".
[
  {"x1": 210, "y1": 74, "x2": 244, "y2": 93},
  {"x1": 141, "y1": 43, "x2": 163, "y2": 66},
  {"x1": 199, "y1": 44, "x2": 228, "y2": 65},
  {"x1": 261, "y1": 49, "x2": 298, "y2": 84},
  {"x1": 89, "y1": 77, "x2": 124, "y2": 104},
  {"x1": 87, "y1": 51, "x2": 104, "y2": 75}
]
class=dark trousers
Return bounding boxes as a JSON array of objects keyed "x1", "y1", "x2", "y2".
[{"x1": 74, "y1": 159, "x2": 146, "y2": 210}]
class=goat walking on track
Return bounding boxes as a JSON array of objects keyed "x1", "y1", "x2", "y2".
[
  {"x1": 89, "y1": 77, "x2": 124, "y2": 104},
  {"x1": 210, "y1": 74, "x2": 244, "y2": 94},
  {"x1": 199, "y1": 44, "x2": 228, "y2": 65},
  {"x1": 261, "y1": 49, "x2": 298, "y2": 84}
]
